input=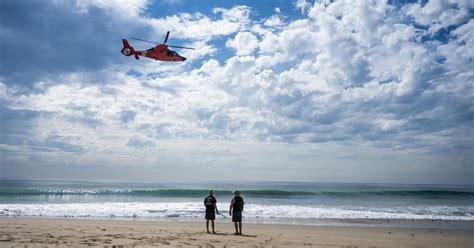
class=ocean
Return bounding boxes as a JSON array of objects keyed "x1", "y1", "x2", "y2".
[{"x1": 1, "y1": 180, "x2": 473, "y2": 224}]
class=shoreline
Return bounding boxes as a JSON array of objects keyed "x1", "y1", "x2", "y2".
[
  {"x1": 1, "y1": 217, "x2": 473, "y2": 247},
  {"x1": 2, "y1": 215, "x2": 473, "y2": 230}
]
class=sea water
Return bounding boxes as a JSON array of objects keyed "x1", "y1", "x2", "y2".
[{"x1": 1, "y1": 180, "x2": 473, "y2": 223}]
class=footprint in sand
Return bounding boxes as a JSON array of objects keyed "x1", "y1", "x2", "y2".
[
  {"x1": 199, "y1": 244, "x2": 215, "y2": 248},
  {"x1": 0, "y1": 236, "x2": 13, "y2": 242}
]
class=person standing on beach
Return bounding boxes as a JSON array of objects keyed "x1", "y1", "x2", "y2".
[
  {"x1": 229, "y1": 190, "x2": 244, "y2": 235},
  {"x1": 204, "y1": 189, "x2": 218, "y2": 234}
]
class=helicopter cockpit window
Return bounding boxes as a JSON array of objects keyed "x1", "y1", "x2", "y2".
[{"x1": 166, "y1": 51, "x2": 179, "y2": 57}]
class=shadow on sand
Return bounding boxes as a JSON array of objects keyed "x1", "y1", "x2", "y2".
[{"x1": 211, "y1": 232, "x2": 257, "y2": 238}]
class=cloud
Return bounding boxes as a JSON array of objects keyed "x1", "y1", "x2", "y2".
[
  {"x1": 120, "y1": 110, "x2": 137, "y2": 125},
  {"x1": 40, "y1": 134, "x2": 85, "y2": 153},
  {"x1": 0, "y1": 106, "x2": 41, "y2": 146},
  {"x1": 264, "y1": 15, "x2": 285, "y2": 27},
  {"x1": 0, "y1": 0, "x2": 148, "y2": 86},
  {"x1": 126, "y1": 135, "x2": 154, "y2": 148},
  {"x1": 74, "y1": 0, "x2": 148, "y2": 17},
  {"x1": 145, "y1": 5, "x2": 252, "y2": 42},
  {"x1": 0, "y1": 1, "x2": 251, "y2": 87},
  {"x1": 0, "y1": 1, "x2": 473, "y2": 183},
  {"x1": 406, "y1": 0, "x2": 473, "y2": 34},
  {"x1": 226, "y1": 32, "x2": 259, "y2": 56},
  {"x1": 295, "y1": 0, "x2": 312, "y2": 14},
  {"x1": 438, "y1": 19, "x2": 474, "y2": 71}
]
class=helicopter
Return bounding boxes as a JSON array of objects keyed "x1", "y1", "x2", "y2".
[{"x1": 121, "y1": 31, "x2": 194, "y2": 62}]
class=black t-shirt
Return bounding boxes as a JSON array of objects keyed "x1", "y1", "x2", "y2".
[
  {"x1": 204, "y1": 195, "x2": 217, "y2": 212},
  {"x1": 233, "y1": 196, "x2": 244, "y2": 212}
]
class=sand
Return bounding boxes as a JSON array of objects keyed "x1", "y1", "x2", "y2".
[{"x1": 0, "y1": 217, "x2": 473, "y2": 247}]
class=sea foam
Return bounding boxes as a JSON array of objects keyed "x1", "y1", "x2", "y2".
[{"x1": 1, "y1": 202, "x2": 473, "y2": 220}]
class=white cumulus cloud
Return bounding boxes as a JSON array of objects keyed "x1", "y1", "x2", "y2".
[{"x1": 226, "y1": 32, "x2": 259, "y2": 56}]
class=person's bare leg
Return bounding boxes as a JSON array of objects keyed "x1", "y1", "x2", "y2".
[
  {"x1": 234, "y1": 222, "x2": 238, "y2": 234},
  {"x1": 206, "y1": 219, "x2": 210, "y2": 233},
  {"x1": 238, "y1": 222, "x2": 242, "y2": 235},
  {"x1": 211, "y1": 220, "x2": 215, "y2": 234}
]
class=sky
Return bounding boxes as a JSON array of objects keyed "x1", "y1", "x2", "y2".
[{"x1": 0, "y1": 0, "x2": 473, "y2": 184}]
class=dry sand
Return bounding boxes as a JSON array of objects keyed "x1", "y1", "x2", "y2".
[{"x1": 0, "y1": 217, "x2": 473, "y2": 247}]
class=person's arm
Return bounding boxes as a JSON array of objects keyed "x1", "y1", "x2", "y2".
[
  {"x1": 214, "y1": 203, "x2": 218, "y2": 214},
  {"x1": 229, "y1": 199, "x2": 234, "y2": 216}
]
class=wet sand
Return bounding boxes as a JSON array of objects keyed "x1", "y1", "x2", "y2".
[{"x1": 1, "y1": 217, "x2": 473, "y2": 247}]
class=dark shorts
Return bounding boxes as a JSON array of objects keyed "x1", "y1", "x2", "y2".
[
  {"x1": 232, "y1": 211, "x2": 242, "y2": 222},
  {"x1": 205, "y1": 211, "x2": 215, "y2": 220}
]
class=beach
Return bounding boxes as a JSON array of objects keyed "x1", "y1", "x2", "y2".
[
  {"x1": 1, "y1": 180, "x2": 473, "y2": 247},
  {"x1": 1, "y1": 217, "x2": 473, "y2": 247}
]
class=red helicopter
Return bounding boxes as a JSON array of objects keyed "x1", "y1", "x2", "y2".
[{"x1": 121, "y1": 31, "x2": 194, "y2": 62}]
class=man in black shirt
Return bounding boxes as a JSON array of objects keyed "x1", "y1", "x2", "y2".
[
  {"x1": 229, "y1": 189, "x2": 244, "y2": 235},
  {"x1": 204, "y1": 189, "x2": 218, "y2": 234}
]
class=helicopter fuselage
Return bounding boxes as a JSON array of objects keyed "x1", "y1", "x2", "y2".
[
  {"x1": 121, "y1": 39, "x2": 186, "y2": 62},
  {"x1": 139, "y1": 44, "x2": 186, "y2": 62}
]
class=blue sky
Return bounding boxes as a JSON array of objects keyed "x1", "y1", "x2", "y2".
[{"x1": 0, "y1": 0, "x2": 473, "y2": 184}]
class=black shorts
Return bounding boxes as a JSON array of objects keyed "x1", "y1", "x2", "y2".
[
  {"x1": 232, "y1": 211, "x2": 242, "y2": 222},
  {"x1": 205, "y1": 211, "x2": 215, "y2": 220}
]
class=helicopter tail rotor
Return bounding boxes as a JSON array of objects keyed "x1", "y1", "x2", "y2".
[{"x1": 121, "y1": 39, "x2": 139, "y2": 60}]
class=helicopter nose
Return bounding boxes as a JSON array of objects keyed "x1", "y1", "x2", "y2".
[{"x1": 182, "y1": 57, "x2": 186, "y2": 61}]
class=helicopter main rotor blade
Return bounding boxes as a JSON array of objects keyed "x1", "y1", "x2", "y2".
[
  {"x1": 168, "y1": 45, "x2": 195, "y2": 50},
  {"x1": 164, "y1": 31, "x2": 170, "y2": 44},
  {"x1": 130, "y1": 37, "x2": 160, "y2": 44},
  {"x1": 131, "y1": 36, "x2": 194, "y2": 49}
]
